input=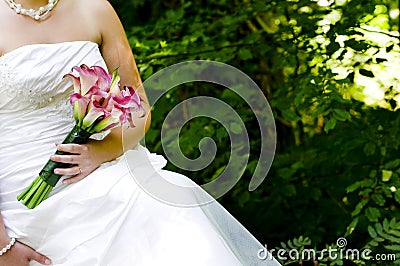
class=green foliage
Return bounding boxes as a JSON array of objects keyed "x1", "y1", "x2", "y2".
[
  {"x1": 110, "y1": 0, "x2": 400, "y2": 264},
  {"x1": 364, "y1": 218, "x2": 400, "y2": 264}
]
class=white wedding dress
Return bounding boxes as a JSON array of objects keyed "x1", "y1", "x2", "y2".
[{"x1": 0, "y1": 41, "x2": 280, "y2": 266}]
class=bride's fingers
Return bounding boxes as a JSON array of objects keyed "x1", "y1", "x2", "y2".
[
  {"x1": 62, "y1": 171, "x2": 86, "y2": 184},
  {"x1": 62, "y1": 176, "x2": 84, "y2": 184},
  {"x1": 50, "y1": 154, "x2": 78, "y2": 164},
  {"x1": 54, "y1": 166, "x2": 82, "y2": 176},
  {"x1": 56, "y1": 143, "x2": 88, "y2": 154}
]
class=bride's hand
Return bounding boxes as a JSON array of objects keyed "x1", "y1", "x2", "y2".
[
  {"x1": 50, "y1": 141, "x2": 107, "y2": 184},
  {"x1": 0, "y1": 240, "x2": 52, "y2": 265}
]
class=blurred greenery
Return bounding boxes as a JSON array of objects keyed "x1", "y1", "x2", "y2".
[{"x1": 110, "y1": 0, "x2": 400, "y2": 264}]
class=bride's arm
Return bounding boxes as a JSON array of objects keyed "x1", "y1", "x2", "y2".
[
  {"x1": 96, "y1": 0, "x2": 151, "y2": 151},
  {"x1": 51, "y1": 1, "x2": 150, "y2": 183},
  {"x1": 0, "y1": 213, "x2": 52, "y2": 265}
]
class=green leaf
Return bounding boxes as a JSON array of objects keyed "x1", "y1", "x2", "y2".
[
  {"x1": 346, "y1": 217, "x2": 359, "y2": 236},
  {"x1": 287, "y1": 239, "x2": 296, "y2": 249},
  {"x1": 383, "y1": 218, "x2": 390, "y2": 232},
  {"x1": 380, "y1": 232, "x2": 400, "y2": 243},
  {"x1": 368, "y1": 240, "x2": 379, "y2": 247},
  {"x1": 388, "y1": 230, "x2": 400, "y2": 238},
  {"x1": 346, "y1": 179, "x2": 374, "y2": 195},
  {"x1": 385, "y1": 245, "x2": 400, "y2": 251},
  {"x1": 359, "y1": 188, "x2": 372, "y2": 196},
  {"x1": 375, "y1": 223, "x2": 383, "y2": 235},
  {"x1": 282, "y1": 109, "x2": 301, "y2": 122},
  {"x1": 293, "y1": 237, "x2": 299, "y2": 247},
  {"x1": 383, "y1": 159, "x2": 400, "y2": 169},
  {"x1": 390, "y1": 218, "x2": 397, "y2": 228},
  {"x1": 371, "y1": 194, "x2": 386, "y2": 206},
  {"x1": 382, "y1": 170, "x2": 393, "y2": 182},
  {"x1": 395, "y1": 191, "x2": 400, "y2": 204},
  {"x1": 333, "y1": 109, "x2": 351, "y2": 121},
  {"x1": 324, "y1": 118, "x2": 336, "y2": 133},
  {"x1": 365, "y1": 207, "x2": 381, "y2": 222},
  {"x1": 347, "y1": 181, "x2": 362, "y2": 193},
  {"x1": 142, "y1": 66, "x2": 154, "y2": 79},
  {"x1": 368, "y1": 225, "x2": 377, "y2": 238},
  {"x1": 238, "y1": 49, "x2": 253, "y2": 60},
  {"x1": 352, "y1": 199, "x2": 369, "y2": 216}
]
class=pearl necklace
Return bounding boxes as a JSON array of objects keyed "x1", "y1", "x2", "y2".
[{"x1": 5, "y1": 0, "x2": 59, "y2": 20}]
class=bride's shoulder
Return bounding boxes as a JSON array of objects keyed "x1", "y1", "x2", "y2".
[
  {"x1": 74, "y1": 0, "x2": 117, "y2": 20},
  {"x1": 72, "y1": 0, "x2": 121, "y2": 36}
]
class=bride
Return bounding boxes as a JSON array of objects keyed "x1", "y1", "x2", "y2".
[{"x1": 0, "y1": 0, "x2": 280, "y2": 265}]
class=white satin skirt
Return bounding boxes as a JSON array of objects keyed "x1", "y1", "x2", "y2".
[{"x1": 2, "y1": 146, "x2": 279, "y2": 266}]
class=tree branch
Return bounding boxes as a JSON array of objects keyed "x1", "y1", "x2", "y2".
[
  {"x1": 137, "y1": 41, "x2": 265, "y2": 62},
  {"x1": 357, "y1": 26, "x2": 400, "y2": 40}
]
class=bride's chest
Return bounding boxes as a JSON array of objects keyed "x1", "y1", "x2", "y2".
[{"x1": 0, "y1": 58, "x2": 72, "y2": 111}]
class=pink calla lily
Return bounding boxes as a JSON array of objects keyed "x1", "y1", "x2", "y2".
[
  {"x1": 92, "y1": 66, "x2": 112, "y2": 92},
  {"x1": 65, "y1": 65, "x2": 144, "y2": 133},
  {"x1": 86, "y1": 86, "x2": 110, "y2": 107},
  {"x1": 72, "y1": 65, "x2": 99, "y2": 95},
  {"x1": 111, "y1": 86, "x2": 142, "y2": 109},
  {"x1": 124, "y1": 86, "x2": 143, "y2": 109},
  {"x1": 82, "y1": 102, "x2": 106, "y2": 129},
  {"x1": 91, "y1": 108, "x2": 123, "y2": 132},
  {"x1": 64, "y1": 74, "x2": 82, "y2": 94},
  {"x1": 70, "y1": 93, "x2": 90, "y2": 125},
  {"x1": 109, "y1": 68, "x2": 121, "y2": 96}
]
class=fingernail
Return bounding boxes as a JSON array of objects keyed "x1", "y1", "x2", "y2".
[
  {"x1": 45, "y1": 258, "x2": 51, "y2": 265},
  {"x1": 54, "y1": 169, "x2": 60, "y2": 174}
]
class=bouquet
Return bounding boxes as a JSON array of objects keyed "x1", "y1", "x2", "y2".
[{"x1": 17, "y1": 64, "x2": 143, "y2": 209}]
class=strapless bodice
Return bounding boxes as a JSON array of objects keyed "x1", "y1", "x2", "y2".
[{"x1": 0, "y1": 41, "x2": 106, "y2": 112}]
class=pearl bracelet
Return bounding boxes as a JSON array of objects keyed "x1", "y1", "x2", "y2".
[{"x1": 0, "y1": 238, "x2": 16, "y2": 256}]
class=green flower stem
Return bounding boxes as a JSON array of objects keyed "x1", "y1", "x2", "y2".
[
  {"x1": 17, "y1": 124, "x2": 92, "y2": 209},
  {"x1": 40, "y1": 125, "x2": 92, "y2": 186}
]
